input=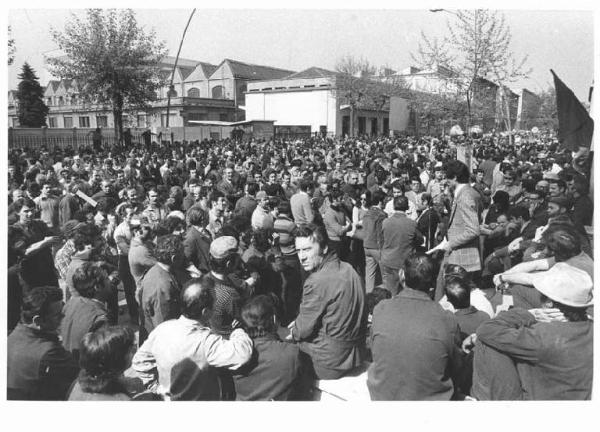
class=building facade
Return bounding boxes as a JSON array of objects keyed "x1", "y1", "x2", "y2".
[
  {"x1": 245, "y1": 67, "x2": 410, "y2": 137},
  {"x1": 8, "y1": 56, "x2": 293, "y2": 132}
]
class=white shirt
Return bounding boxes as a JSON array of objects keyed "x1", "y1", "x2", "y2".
[
  {"x1": 385, "y1": 197, "x2": 417, "y2": 220},
  {"x1": 438, "y1": 288, "x2": 494, "y2": 318}
]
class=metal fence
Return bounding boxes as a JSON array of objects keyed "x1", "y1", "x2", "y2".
[{"x1": 7, "y1": 127, "x2": 147, "y2": 152}]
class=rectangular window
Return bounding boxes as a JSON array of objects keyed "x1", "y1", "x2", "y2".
[
  {"x1": 64, "y1": 117, "x2": 73, "y2": 128},
  {"x1": 137, "y1": 115, "x2": 147, "y2": 128},
  {"x1": 188, "y1": 112, "x2": 208, "y2": 121},
  {"x1": 219, "y1": 113, "x2": 229, "y2": 122},
  {"x1": 358, "y1": 116, "x2": 366, "y2": 134},
  {"x1": 96, "y1": 116, "x2": 108, "y2": 128},
  {"x1": 48, "y1": 117, "x2": 57, "y2": 128},
  {"x1": 79, "y1": 116, "x2": 90, "y2": 128},
  {"x1": 160, "y1": 113, "x2": 177, "y2": 127}
]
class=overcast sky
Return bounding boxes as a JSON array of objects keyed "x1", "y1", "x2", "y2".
[{"x1": 7, "y1": 4, "x2": 596, "y2": 101}]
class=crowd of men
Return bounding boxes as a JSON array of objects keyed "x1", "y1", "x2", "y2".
[{"x1": 6, "y1": 129, "x2": 593, "y2": 400}]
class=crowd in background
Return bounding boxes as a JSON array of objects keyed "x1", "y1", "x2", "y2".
[{"x1": 6, "y1": 129, "x2": 594, "y2": 400}]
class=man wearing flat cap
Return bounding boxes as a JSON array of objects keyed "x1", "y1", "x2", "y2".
[
  {"x1": 205, "y1": 236, "x2": 248, "y2": 335},
  {"x1": 471, "y1": 261, "x2": 593, "y2": 400}
]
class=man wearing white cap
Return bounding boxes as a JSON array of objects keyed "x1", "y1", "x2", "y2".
[
  {"x1": 471, "y1": 262, "x2": 593, "y2": 400},
  {"x1": 495, "y1": 225, "x2": 593, "y2": 311}
]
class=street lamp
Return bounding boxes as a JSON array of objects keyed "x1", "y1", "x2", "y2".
[
  {"x1": 429, "y1": 8, "x2": 459, "y2": 17},
  {"x1": 165, "y1": 8, "x2": 196, "y2": 132}
]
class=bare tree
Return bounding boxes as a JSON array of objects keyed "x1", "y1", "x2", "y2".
[
  {"x1": 413, "y1": 10, "x2": 530, "y2": 135},
  {"x1": 8, "y1": 25, "x2": 16, "y2": 66},
  {"x1": 334, "y1": 55, "x2": 377, "y2": 137},
  {"x1": 335, "y1": 55, "x2": 411, "y2": 137}
]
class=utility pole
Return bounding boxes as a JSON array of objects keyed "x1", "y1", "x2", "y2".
[{"x1": 165, "y1": 9, "x2": 196, "y2": 134}]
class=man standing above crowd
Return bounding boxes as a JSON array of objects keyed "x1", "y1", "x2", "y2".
[
  {"x1": 289, "y1": 223, "x2": 367, "y2": 380},
  {"x1": 430, "y1": 161, "x2": 482, "y2": 300}
]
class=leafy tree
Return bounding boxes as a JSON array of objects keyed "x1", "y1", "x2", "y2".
[
  {"x1": 8, "y1": 25, "x2": 16, "y2": 66},
  {"x1": 16, "y1": 62, "x2": 49, "y2": 127},
  {"x1": 47, "y1": 9, "x2": 168, "y2": 144}
]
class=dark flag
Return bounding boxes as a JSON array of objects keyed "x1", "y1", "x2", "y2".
[{"x1": 551, "y1": 69, "x2": 594, "y2": 151}]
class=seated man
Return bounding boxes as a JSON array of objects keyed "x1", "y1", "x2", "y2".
[
  {"x1": 234, "y1": 295, "x2": 302, "y2": 401},
  {"x1": 132, "y1": 276, "x2": 253, "y2": 401},
  {"x1": 289, "y1": 223, "x2": 367, "y2": 380},
  {"x1": 8, "y1": 286, "x2": 79, "y2": 400},
  {"x1": 367, "y1": 254, "x2": 464, "y2": 400},
  {"x1": 472, "y1": 262, "x2": 593, "y2": 400},
  {"x1": 438, "y1": 264, "x2": 494, "y2": 318},
  {"x1": 444, "y1": 276, "x2": 490, "y2": 338},
  {"x1": 494, "y1": 225, "x2": 593, "y2": 311}
]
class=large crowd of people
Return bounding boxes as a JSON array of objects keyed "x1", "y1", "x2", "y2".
[{"x1": 6, "y1": 129, "x2": 593, "y2": 400}]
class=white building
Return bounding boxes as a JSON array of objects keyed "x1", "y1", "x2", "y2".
[{"x1": 246, "y1": 67, "x2": 410, "y2": 137}]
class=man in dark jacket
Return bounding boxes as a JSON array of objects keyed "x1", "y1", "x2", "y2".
[
  {"x1": 8, "y1": 286, "x2": 79, "y2": 400},
  {"x1": 234, "y1": 295, "x2": 302, "y2": 400},
  {"x1": 183, "y1": 206, "x2": 212, "y2": 276},
  {"x1": 472, "y1": 262, "x2": 593, "y2": 400},
  {"x1": 361, "y1": 190, "x2": 387, "y2": 293},
  {"x1": 380, "y1": 196, "x2": 424, "y2": 295},
  {"x1": 60, "y1": 263, "x2": 111, "y2": 362},
  {"x1": 367, "y1": 254, "x2": 464, "y2": 400},
  {"x1": 289, "y1": 223, "x2": 367, "y2": 380}
]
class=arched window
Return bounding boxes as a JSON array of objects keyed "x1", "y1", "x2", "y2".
[
  {"x1": 187, "y1": 87, "x2": 200, "y2": 98},
  {"x1": 212, "y1": 85, "x2": 224, "y2": 99},
  {"x1": 168, "y1": 87, "x2": 178, "y2": 98}
]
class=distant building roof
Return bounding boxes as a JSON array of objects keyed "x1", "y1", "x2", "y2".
[
  {"x1": 47, "y1": 80, "x2": 61, "y2": 92},
  {"x1": 160, "y1": 56, "x2": 199, "y2": 68},
  {"x1": 284, "y1": 67, "x2": 338, "y2": 80},
  {"x1": 178, "y1": 66, "x2": 196, "y2": 81},
  {"x1": 186, "y1": 62, "x2": 219, "y2": 81},
  {"x1": 223, "y1": 59, "x2": 294, "y2": 80}
]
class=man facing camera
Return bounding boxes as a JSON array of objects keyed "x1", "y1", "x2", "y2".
[{"x1": 289, "y1": 223, "x2": 367, "y2": 380}]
